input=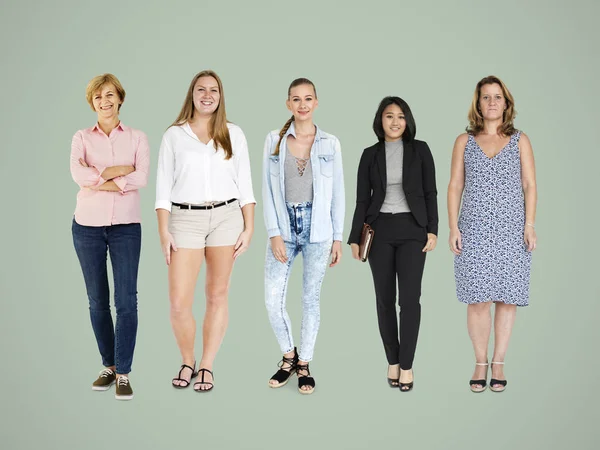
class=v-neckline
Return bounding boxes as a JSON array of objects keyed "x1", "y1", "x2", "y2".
[
  {"x1": 473, "y1": 134, "x2": 512, "y2": 160},
  {"x1": 185, "y1": 122, "x2": 213, "y2": 146}
]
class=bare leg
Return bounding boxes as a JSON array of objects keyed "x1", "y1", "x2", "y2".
[
  {"x1": 467, "y1": 302, "x2": 492, "y2": 388},
  {"x1": 491, "y1": 302, "x2": 517, "y2": 386},
  {"x1": 195, "y1": 245, "x2": 236, "y2": 390},
  {"x1": 169, "y1": 248, "x2": 204, "y2": 386}
]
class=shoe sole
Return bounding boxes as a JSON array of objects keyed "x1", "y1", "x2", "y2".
[
  {"x1": 115, "y1": 394, "x2": 134, "y2": 400},
  {"x1": 470, "y1": 387, "x2": 487, "y2": 393},
  {"x1": 92, "y1": 381, "x2": 115, "y2": 391},
  {"x1": 298, "y1": 388, "x2": 314, "y2": 395},
  {"x1": 268, "y1": 378, "x2": 290, "y2": 389},
  {"x1": 489, "y1": 387, "x2": 506, "y2": 392}
]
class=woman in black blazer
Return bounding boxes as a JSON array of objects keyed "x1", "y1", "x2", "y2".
[{"x1": 348, "y1": 96, "x2": 438, "y2": 391}]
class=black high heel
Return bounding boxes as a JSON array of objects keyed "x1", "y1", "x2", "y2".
[
  {"x1": 268, "y1": 348, "x2": 298, "y2": 388},
  {"x1": 399, "y1": 368, "x2": 414, "y2": 392},
  {"x1": 387, "y1": 365, "x2": 399, "y2": 387},
  {"x1": 296, "y1": 362, "x2": 315, "y2": 395},
  {"x1": 490, "y1": 361, "x2": 507, "y2": 392}
]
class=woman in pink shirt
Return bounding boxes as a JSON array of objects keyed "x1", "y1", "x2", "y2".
[{"x1": 70, "y1": 73, "x2": 150, "y2": 401}]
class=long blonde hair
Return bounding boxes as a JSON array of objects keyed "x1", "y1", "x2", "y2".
[
  {"x1": 171, "y1": 70, "x2": 233, "y2": 159},
  {"x1": 467, "y1": 75, "x2": 517, "y2": 137},
  {"x1": 272, "y1": 78, "x2": 317, "y2": 156}
]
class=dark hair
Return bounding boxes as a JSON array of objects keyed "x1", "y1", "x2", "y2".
[
  {"x1": 372, "y1": 96, "x2": 416, "y2": 142},
  {"x1": 273, "y1": 78, "x2": 317, "y2": 155}
]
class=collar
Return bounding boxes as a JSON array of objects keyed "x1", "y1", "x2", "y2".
[
  {"x1": 92, "y1": 121, "x2": 126, "y2": 132},
  {"x1": 284, "y1": 121, "x2": 326, "y2": 142}
]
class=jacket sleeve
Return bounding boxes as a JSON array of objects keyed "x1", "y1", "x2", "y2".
[
  {"x1": 420, "y1": 141, "x2": 438, "y2": 235},
  {"x1": 347, "y1": 147, "x2": 373, "y2": 244},
  {"x1": 331, "y1": 137, "x2": 345, "y2": 242},
  {"x1": 262, "y1": 133, "x2": 280, "y2": 238}
]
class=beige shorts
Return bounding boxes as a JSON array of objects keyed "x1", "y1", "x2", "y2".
[{"x1": 169, "y1": 200, "x2": 244, "y2": 249}]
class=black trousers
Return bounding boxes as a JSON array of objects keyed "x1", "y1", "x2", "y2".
[{"x1": 367, "y1": 213, "x2": 427, "y2": 369}]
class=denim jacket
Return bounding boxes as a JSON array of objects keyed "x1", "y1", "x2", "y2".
[{"x1": 262, "y1": 122, "x2": 345, "y2": 243}]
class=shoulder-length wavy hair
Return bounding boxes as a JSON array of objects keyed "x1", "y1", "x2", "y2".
[
  {"x1": 372, "y1": 96, "x2": 416, "y2": 142},
  {"x1": 171, "y1": 70, "x2": 232, "y2": 159},
  {"x1": 467, "y1": 75, "x2": 517, "y2": 137}
]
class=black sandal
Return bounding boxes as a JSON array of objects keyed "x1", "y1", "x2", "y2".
[
  {"x1": 269, "y1": 348, "x2": 298, "y2": 388},
  {"x1": 296, "y1": 363, "x2": 315, "y2": 395},
  {"x1": 399, "y1": 369, "x2": 414, "y2": 392},
  {"x1": 172, "y1": 362, "x2": 198, "y2": 389},
  {"x1": 490, "y1": 361, "x2": 507, "y2": 392},
  {"x1": 193, "y1": 368, "x2": 214, "y2": 392},
  {"x1": 470, "y1": 362, "x2": 489, "y2": 393},
  {"x1": 387, "y1": 364, "x2": 400, "y2": 387}
]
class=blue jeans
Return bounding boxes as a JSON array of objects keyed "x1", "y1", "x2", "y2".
[
  {"x1": 264, "y1": 203, "x2": 332, "y2": 362},
  {"x1": 72, "y1": 219, "x2": 141, "y2": 374}
]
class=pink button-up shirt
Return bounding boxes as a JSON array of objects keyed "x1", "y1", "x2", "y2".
[{"x1": 70, "y1": 123, "x2": 150, "y2": 226}]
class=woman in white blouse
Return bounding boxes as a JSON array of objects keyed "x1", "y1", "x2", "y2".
[{"x1": 155, "y1": 70, "x2": 256, "y2": 392}]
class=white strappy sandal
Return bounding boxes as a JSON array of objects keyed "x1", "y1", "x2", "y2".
[{"x1": 490, "y1": 361, "x2": 507, "y2": 392}]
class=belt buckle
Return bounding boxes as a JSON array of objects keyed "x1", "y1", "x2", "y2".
[{"x1": 209, "y1": 202, "x2": 215, "y2": 209}]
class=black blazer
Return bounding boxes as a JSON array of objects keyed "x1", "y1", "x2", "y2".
[{"x1": 348, "y1": 139, "x2": 438, "y2": 244}]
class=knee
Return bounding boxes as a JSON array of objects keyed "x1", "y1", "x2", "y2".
[
  {"x1": 114, "y1": 291, "x2": 138, "y2": 315},
  {"x1": 469, "y1": 302, "x2": 492, "y2": 314},
  {"x1": 206, "y1": 286, "x2": 228, "y2": 310},
  {"x1": 88, "y1": 293, "x2": 110, "y2": 312},
  {"x1": 169, "y1": 292, "x2": 193, "y2": 318}
]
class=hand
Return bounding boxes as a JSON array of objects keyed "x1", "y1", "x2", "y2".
[
  {"x1": 350, "y1": 243, "x2": 360, "y2": 261},
  {"x1": 449, "y1": 227, "x2": 462, "y2": 255},
  {"x1": 159, "y1": 230, "x2": 178, "y2": 265},
  {"x1": 79, "y1": 158, "x2": 89, "y2": 167},
  {"x1": 422, "y1": 233, "x2": 437, "y2": 252},
  {"x1": 233, "y1": 229, "x2": 253, "y2": 259},
  {"x1": 330, "y1": 241, "x2": 342, "y2": 267},
  {"x1": 524, "y1": 226, "x2": 537, "y2": 252},
  {"x1": 270, "y1": 236, "x2": 287, "y2": 263}
]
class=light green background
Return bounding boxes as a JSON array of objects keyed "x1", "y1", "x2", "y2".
[{"x1": 1, "y1": 0, "x2": 598, "y2": 449}]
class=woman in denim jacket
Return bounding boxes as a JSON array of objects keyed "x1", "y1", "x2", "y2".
[{"x1": 262, "y1": 78, "x2": 345, "y2": 394}]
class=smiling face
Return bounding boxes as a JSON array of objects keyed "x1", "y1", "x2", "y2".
[
  {"x1": 381, "y1": 103, "x2": 406, "y2": 141},
  {"x1": 478, "y1": 83, "x2": 507, "y2": 121},
  {"x1": 286, "y1": 83, "x2": 318, "y2": 122},
  {"x1": 92, "y1": 83, "x2": 121, "y2": 119},
  {"x1": 192, "y1": 76, "x2": 221, "y2": 117}
]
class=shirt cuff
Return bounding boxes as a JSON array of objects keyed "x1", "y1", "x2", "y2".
[
  {"x1": 333, "y1": 233, "x2": 343, "y2": 242},
  {"x1": 92, "y1": 165, "x2": 107, "y2": 186},
  {"x1": 267, "y1": 228, "x2": 281, "y2": 238},
  {"x1": 113, "y1": 177, "x2": 127, "y2": 193},
  {"x1": 155, "y1": 200, "x2": 172, "y2": 212},
  {"x1": 239, "y1": 198, "x2": 257, "y2": 208}
]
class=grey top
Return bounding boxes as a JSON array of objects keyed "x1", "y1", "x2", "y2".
[
  {"x1": 284, "y1": 152, "x2": 313, "y2": 203},
  {"x1": 380, "y1": 140, "x2": 411, "y2": 213}
]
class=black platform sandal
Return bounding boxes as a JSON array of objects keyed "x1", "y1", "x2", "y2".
[
  {"x1": 387, "y1": 364, "x2": 400, "y2": 387},
  {"x1": 269, "y1": 348, "x2": 298, "y2": 388},
  {"x1": 193, "y1": 368, "x2": 214, "y2": 392},
  {"x1": 172, "y1": 362, "x2": 198, "y2": 389},
  {"x1": 399, "y1": 368, "x2": 414, "y2": 392},
  {"x1": 490, "y1": 361, "x2": 507, "y2": 392},
  {"x1": 469, "y1": 362, "x2": 489, "y2": 393},
  {"x1": 296, "y1": 362, "x2": 315, "y2": 395}
]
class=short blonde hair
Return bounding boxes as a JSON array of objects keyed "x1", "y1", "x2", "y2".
[
  {"x1": 467, "y1": 75, "x2": 517, "y2": 137},
  {"x1": 85, "y1": 73, "x2": 126, "y2": 112}
]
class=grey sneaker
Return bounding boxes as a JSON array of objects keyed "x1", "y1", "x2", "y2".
[
  {"x1": 92, "y1": 368, "x2": 116, "y2": 391},
  {"x1": 115, "y1": 376, "x2": 134, "y2": 400}
]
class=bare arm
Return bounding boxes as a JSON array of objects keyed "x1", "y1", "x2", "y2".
[
  {"x1": 447, "y1": 134, "x2": 468, "y2": 254},
  {"x1": 100, "y1": 165, "x2": 135, "y2": 180},
  {"x1": 156, "y1": 208, "x2": 177, "y2": 265},
  {"x1": 519, "y1": 133, "x2": 537, "y2": 251}
]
